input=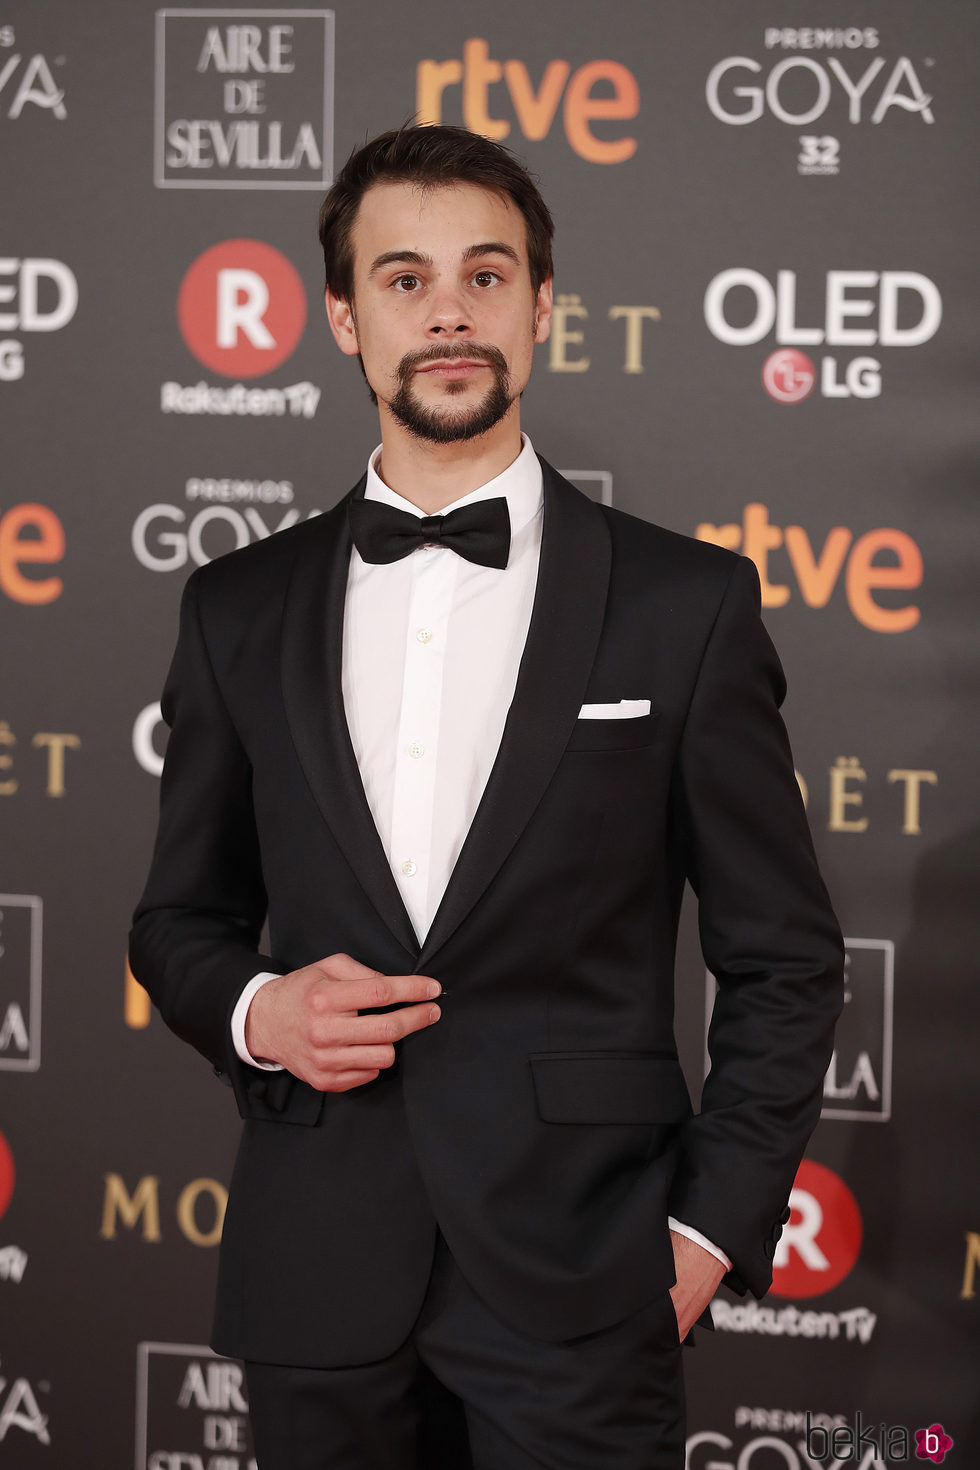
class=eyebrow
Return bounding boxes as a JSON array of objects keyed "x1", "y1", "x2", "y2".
[{"x1": 367, "y1": 241, "x2": 522, "y2": 277}]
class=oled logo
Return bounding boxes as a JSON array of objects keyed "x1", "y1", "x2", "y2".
[
  {"x1": 155, "y1": 9, "x2": 334, "y2": 189},
  {"x1": 164, "y1": 241, "x2": 319, "y2": 417},
  {"x1": 136, "y1": 1342, "x2": 255, "y2": 1469},
  {"x1": 0, "y1": 257, "x2": 78, "y2": 383},
  {"x1": 0, "y1": 895, "x2": 42, "y2": 1071},
  {"x1": 705, "y1": 267, "x2": 942, "y2": 401}
]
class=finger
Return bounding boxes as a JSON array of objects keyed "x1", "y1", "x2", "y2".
[
  {"x1": 330, "y1": 1004, "x2": 441, "y2": 1046},
  {"x1": 318, "y1": 974, "x2": 444, "y2": 1013},
  {"x1": 338, "y1": 1044, "x2": 397, "y2": 1071},
  {"x1": 318, "y1": 1068, "x2": 381, "y2": 1093},
  {"x1": 313, "y1": 953, "x2": 382, "y2": 982},
  {"x1": 326, "y1": 1005, "x2": 440, "y2": 1052}
]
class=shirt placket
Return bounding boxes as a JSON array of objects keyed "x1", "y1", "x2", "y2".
[{"x1": 389, "y1": 544, "x2": 457, "y2": 941}]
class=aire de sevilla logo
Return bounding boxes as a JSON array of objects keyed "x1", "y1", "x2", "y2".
[
  {"x1": 0, "y1": 1130, "x2": 13, "y2": 1219},
  {"x1": 177, "y1": 239, "x2": 306, "y2": 378},
  {"x1": 770, "y1": 1159, "x2": 862, "y2": 1298}
]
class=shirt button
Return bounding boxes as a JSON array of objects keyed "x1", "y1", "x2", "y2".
[
  {"x1": 400, "y1": 859, "x2": 417, "y2": 876},
  {"x1": 408, "y1": 741, "x2": 424, "y2": 759},
  {"x1": 416, "y1": 627, "x2": 433, "y2": 644}
]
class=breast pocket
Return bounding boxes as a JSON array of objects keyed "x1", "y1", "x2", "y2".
[{"x1": 564, "y1": 711, "x2": 660, "y2": 753}]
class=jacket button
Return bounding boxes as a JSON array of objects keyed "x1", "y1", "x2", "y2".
[
  {"x1": 779, "y1": 1205, "x2": 792, "y2": 1224},
  {"x1": 764, "y1": 1239, "x2": 776, "y2": 1259}
]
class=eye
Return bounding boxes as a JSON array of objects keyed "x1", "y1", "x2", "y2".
[
  {"x1": 472, "y1": 270, "x2": 500, "y2": 288},
  {"x1": 393, "y1": 274, "x2": 421, "y2": 292}
]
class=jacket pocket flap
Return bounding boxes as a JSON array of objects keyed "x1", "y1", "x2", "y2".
[{"x1": 529, "y1": 1053, "x2": 692, "y2": 1124}]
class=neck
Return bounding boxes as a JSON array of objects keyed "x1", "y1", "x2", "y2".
[{"x1": 374, "y1": 407, "x2": 523, "y2": 514}]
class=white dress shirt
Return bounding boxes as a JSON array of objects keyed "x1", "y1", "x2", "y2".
[{"x1": 230, "y1": 434, "x2": 730, "y2": 1272}]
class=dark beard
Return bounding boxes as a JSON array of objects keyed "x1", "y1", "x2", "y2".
[{"x1": 384, "y1": 343, "x2": 514, "y2": 444}]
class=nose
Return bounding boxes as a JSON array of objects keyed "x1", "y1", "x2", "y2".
[{"x1": 424, "y1": 280, "x2": 473, "y2": 337}]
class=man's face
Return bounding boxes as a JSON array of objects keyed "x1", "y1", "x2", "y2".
[{"x1": 326, "y1": 180, "x2": 552, "y2": 444}]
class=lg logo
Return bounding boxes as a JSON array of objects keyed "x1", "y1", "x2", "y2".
[{"x1": 177, "y1": 239, "x2": 306, "y2": 377}]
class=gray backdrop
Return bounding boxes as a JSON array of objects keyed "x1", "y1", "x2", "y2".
[{"x1": 1, "y1": 1, "x2": 977, "y2": 1464}]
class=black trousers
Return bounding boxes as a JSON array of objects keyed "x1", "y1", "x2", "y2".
[{"x1": 244, "y1": 1233, "x2": 686, "y2": 1470}]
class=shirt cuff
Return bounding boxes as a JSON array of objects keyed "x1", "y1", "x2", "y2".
[
  {"x1": 231, "y1": 972, "x2": 285, "y2": 1071},
  {"x1": 668, "y1": 1217, "x2": 733, "y2": 1272}
]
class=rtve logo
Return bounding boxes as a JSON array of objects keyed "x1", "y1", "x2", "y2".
[
  {"x1": 0, "y1": 504, "x2": 65, "y2": 604},
  {"x1": 771, "y1": 1160, "x2": 863, "y2": 1299},
  {"x1": 417, "y1": 40, "x2": 639, "y2": 163},
  {"x1": 178, "y1": 238, "x2": 306, "y2": 377}
]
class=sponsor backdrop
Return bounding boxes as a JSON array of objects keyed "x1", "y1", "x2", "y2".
[{"x1": 1, "y1": 0, "x2": 976, "y2": 1463}]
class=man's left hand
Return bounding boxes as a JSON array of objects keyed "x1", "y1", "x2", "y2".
[{"x1": 668, "y1": 1229, "x2": 727, "y2": 1341}]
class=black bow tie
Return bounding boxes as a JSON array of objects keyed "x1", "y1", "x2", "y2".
[{"x1": 348, "y1": 496, "x2": 511, "y2": 570}]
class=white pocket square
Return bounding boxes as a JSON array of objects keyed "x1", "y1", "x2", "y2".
[{"x1": 577, "y1": 699, "x2": 651, "y2": 720}]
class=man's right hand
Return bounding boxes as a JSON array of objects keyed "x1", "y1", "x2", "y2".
[{"x1": 243, "y1": 952, "x2": 442, "y2": 1092}]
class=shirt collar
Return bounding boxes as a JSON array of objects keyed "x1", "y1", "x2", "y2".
[{"x1": 364, "y1": 434, "x2": 543, "y2": 539}]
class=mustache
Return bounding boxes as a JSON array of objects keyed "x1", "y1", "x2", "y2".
[{"x1": 396, "y1": 342, "x2": 509, "y2": 384}]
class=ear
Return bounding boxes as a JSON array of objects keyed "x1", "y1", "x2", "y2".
[
  {"x1": 533, "y1": 277, "x2": 554, "y2": 345},
  {"x1": 325, "y1": 288, "x2": 361, "y2": 357}
]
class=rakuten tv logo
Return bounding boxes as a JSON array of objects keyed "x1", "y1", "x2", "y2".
[
  {"x1": 704, "y1": 268, "x2": 941, "y2": 401},
  {"x1": 0, "y1": 1130, "x2": 13, "y2": 1220},
  {"x1": 771, "y1": 1160, "x2": 862, "y2": 1298},
  {"x1": 177, "y1": 239, "x2": 306, "y2": 377}
]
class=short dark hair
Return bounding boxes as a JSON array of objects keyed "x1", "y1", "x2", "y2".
[{"x1": 318, "y1": 125, "x2": 554, "y2": 302}]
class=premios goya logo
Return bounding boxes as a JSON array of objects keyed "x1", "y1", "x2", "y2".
[
  {"x1": 155, "y1": 9, "x2": 334, "y2": 189},
  {"x1": 0, "y1": 24, "x2": 67, "y2": 121},
  {"x1": 164, "y1": 240, "x2": 320, "y2": 418},
  {"x1": 136, "y1": 1343, "x2": 255, "y2": 1470},
  {"x1": 705, "y1": 27, "x2": 934, "y2": 177},
  {"x1": 0, "y1": 1356, "x2": 50, "y2": 1448}
]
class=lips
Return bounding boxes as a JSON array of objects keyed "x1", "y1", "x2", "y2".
[{"x1": 415, "y1": 359, "x2": 489, "y2": 378}]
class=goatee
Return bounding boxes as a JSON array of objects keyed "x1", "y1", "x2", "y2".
[{"x1": 385, "y1": 342, "x2": 514, "y2": 444}]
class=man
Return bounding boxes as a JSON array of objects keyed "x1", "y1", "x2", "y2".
[{"x1": 131, "y1": 125, "x2": 844, "y2": 1469}]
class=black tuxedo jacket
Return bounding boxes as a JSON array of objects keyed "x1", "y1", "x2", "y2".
[{"x1": 130, "y1": 458, "x2": 844, "y2": 1368}]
